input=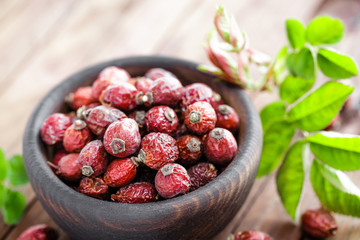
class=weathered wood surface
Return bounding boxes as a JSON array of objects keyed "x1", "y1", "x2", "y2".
[{"x1": 0, "y1": 0, "x2": 359, "y2": 239}]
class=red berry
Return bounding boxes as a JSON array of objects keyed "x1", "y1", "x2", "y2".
[
  {"x1": 111, "y1": 182, "x2": 157, "y2": 203},
  {"x1": 188, "y1": 162, "x2": 217, "y2": 191},
  {"x1": 128, "y1": 110, "x2": 147, "y2": 136},
  {"x1": 62, "y1": 120, "x2": 91, "y2": 153},
  {"x1": 53, "y1": 149, "x2": 68, "y2": 166},
  {"x1": 184, "y1": 101, "x2": 216, "y2": 135},
  {"x1": 230, "y1": 230, "x2": 273, "y2": 240},
  {"x1": 16, "y1": 224, "x2": 58, "y2": 240},
  {"x1": 41, "y1": 113, "x2": 72, "y2": 145},
  {"x1": 78, "y1": 140, "x2": 108, "y2": 177},
  {"x1": 176, "y1": 135, "x2": 202, "y2": 166},
  {"x1": 104, "y1": 158, "x2": 137, "y2": 187},
  {"x1": 100, "y1": 82, "x2": 139, "y2": 111},
  {"x1": 135, "y1": 77, "x2": 153, "y2": 93},
  {"x1": 103, "y1": 118, "x2": 141, "y2": 158},
  {"x1": 145, "y1": 68, "x2": 175, "y2": 80},
  {"x1": 180, "y1": 83, "x2": 216, "y2": 113},
  {"x1": 155, "y1": 163, "x2": 190, "y2": 199},
  {"x1": 85, "y1": 105, "x2": 127, "y2": 136},
  {"x1": 136, "y1": 132, "x2": 179, "y2": 170},
  {"x1": 204, "y1": 128, "x2": 237, "y2": 165},
  {"x1": 212, "y1": 91, "x2": 224, "y2": 109},
  {"x1": 56, "y1": 153, "x2": 82, "y2": 182},
  {"x1": 301, "y1": 208, "x2": 337, "y2": 238},
  {"x1": 69, "y1": 86, "x2": 97, "y2": 110},
  {"x1": 216, "y1": 104, "x2": 239, "y2": 133},
  {"x1": 145, "y1": 106, "x2": 179, "y2": 136},
  {"x1": 76, "y1": 102, "x2": 101, "y2": 120},
  {"x1": 78, "y1": 177, "x2": 109, "y2": 200}
]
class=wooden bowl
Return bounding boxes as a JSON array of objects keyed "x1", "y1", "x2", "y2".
[{"x1": 23, "y1": 56, "x2": 262, "y2": 240}]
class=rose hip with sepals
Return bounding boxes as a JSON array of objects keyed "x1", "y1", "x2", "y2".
[
  {"x1": 100, "y1": 82, "x2": 138, "y2": 111},
  {"x1": 301, "y1": 208, "x2": 337, "y2": 238},
  {"x1": 145, "y1": 105, "x2": 179, "y2": 136},
  {"x1": 184, "y1": 101, "x2": 216, "y2": 135},
  {"x1": 62, "y1": 120, "x2": 91, "y2": 153},
  {"x1": 188, "y1": 162, "x2": 217, "y2": 191},
  {"x1": 78, "y1": 177, "x2": 109, "y2": 200},
  {"x1": 204, "y1": 128, "x2": 237, "y2": 165},
  {"x1": 17, "y1": 224, "x2": 58, "y2": 240},
  {"x1": 104, "y1": 158, "x2": 138, "y2": 187},
  {"x1": 216, "y1": 104, "x2": 239, "y2": 133},
  {"x1": 228, "y1": 230, "x2": 273, "y2": 240},
  {"x1": 180, "y1": 83, "x2": 217, "y2": 113},
  {"x1": 134, "y1": 77, "x2": 153, "y2": 93},
  {"x1": 68, "y1": 86, "x2": 97, "y2": 110},
  {"x1": 78, "y1": 140, "x2": 108, "y2": 177},
  {"x1": 103, "y1": 118, "x2": 141, "y2": 158},
  {"x1": 128, "y1": 110, "x2": 146, "y2": 136},
  {"x1": 41, "y1": 113, "x2": 72, "y2": 145},
  {"x1": 145, "y1": 68, "x2": 175, "y2": 80},
  {"x1": 155, "y1": 163, "x2": 190, "y2": 199},
  {"x1": 76, "y1": 102, "x2": 101, "y2": 120},
  {"x1": 176, "y1": 135, "x2": 202, "y2": 166},
  {"x1": 111, "y1": 182, "x2": 157, "y2": 203},
  {"x1": 54, "y1": 153, "x2": 82, "y2": 182}
]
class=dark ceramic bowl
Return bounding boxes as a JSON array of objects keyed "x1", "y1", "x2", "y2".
[{"x1": 23, "y1": 56, "x2": 262, "y2": 240}]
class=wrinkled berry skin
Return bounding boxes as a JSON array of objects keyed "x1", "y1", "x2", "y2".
[
  {"x1": 92, "y1": 66, "x2": 130, "y2": 99},
  {"x1": 111, "y1": 182, "x2": 157, "y2": 203},
  {"x1": 128, "y1": 110, "x2": 146, "y2": 136},
  {"x1": 104, "y1": 158, "x2": 137, "y2": 187},
  {"x1": 53, "y1": 149, "x2": 68, "y2": 166},
  {"x1": 85, "y1": 105, "x2": 127, "y2": 136},
  {"x1": 216, "y1": 104, "x2": 239, "y2": 133},
  {"x1": 70, "y1": 86, "x2": 97, "y2": 110},
  {"x1": 155, "y1": 163, "x2": 190, "y2": 199},
  {"x1": 101, "y1": 82, "x2": 138, "y2": 111},
  {"x1": 301, "y1": 208, "x2": 338, "y2": 238},
  {"x1": 145, "y1": 106, "x2": 179, "y2": 136},
  {"x1": 176, "y1": 135, "x2": 202, "y2": 166},
  {"x1": 135, "y1": 77, "x2": 153, "y2": 93},
  {"x1": 204, "y1": 128, "x2": 237, "y2": 165},
  {"x1": 103, "y1": 118, "x2": 141, "y2": 158},
  {"x1": 229, "y1": 230, "x2": 273, "y2": 240},
  {"x1": 184, "y1": 101, "x2": 217, "y2": 135},
  {"x1": 188, "y1": 162, "x2": 217, "y2": 191},
  {"x1": 63, "y1": 120, "x2": 91, "y2": 153},
  {"x1": 78, "y1": 177, "x2": 109, "y2": 200},
  {"x1": 180, "y1": 83, "x2": 216, "y2": 113},
  {"x1": 138, "y1": 132, "x2": 179, "y2": 170},
  {"x1": 16, "y1": 224, "x2": 58, "y2": 240},
  {"x1": 56, "y1": 153, "x2": 82, "y2": 182},
  {"x1": 145, "y1": 68, "x2": 175, "y2": 80},
  {"x1": 78, "y1": 140, "x2": 108, "y2": 177},
  {"x1": 41, "y1": 113, "x2": 72, "y2": 145}
]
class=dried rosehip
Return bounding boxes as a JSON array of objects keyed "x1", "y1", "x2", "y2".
[
  {"x1": 17, "y1": 224, "x2": 58, "y2": 240},
  {"x1": 155, "y1": 163, "x2": 190, "y2": 199},
  {"x1": 41, "y1": 113, "x2": 72, "y2": 145},
  {"x1": 134, "y1": 77, "x2": 153, "y2": 93},
  {"x1": 56, "y1": 153, "x2": 82, "y2": 182},
  {"x1": 188, "y1": 162, "x2": 217, "y2": 191},
  {"x1": 301, "y1": 208, "x2": 337, "y2": 238},
  {"x1": 78, "y1": 140, "x2": 108, "y2": 177},
  {"x1": 180, "y1": 83, "x2": 217, "y2": 113},
  {"x1": 53, "y1": 149, "x2": 68, "y2": 166},
  {"x1": 76, "y1": 102, "x2": 101, "y2": 120},
  {"x1": 228, "y1": 230, "x2": 273, "y2": 240},
  {"x1": 128, "y1": 110, "x2": 146, "y2": 136},
  {"x1": 145, "y1": 68, "x2": 175, "y2": 80},
  {"x1": 104, "y1": 158, "x2": 138, "y2": 187},
  {"x1": 103, "y1": 118, "x2": 141, "y2": 158},
  {"x1": 100, "y1": 82, "x2": 138, "y2": 111},
  {"x1": 78, "y1": 177, "x2": 109, "y2": 200},
  {"x1": 204, "y1": 128, "x2": 237, "y2": 165},
  {"x1": 216, "y1": 104, "x2": 239, "y2": 133},
  {"x1": 92, "y1": 66, "x2": 130, "y2": 99},
  {"x1": 111, "y1": 182, "x2": 157, "y2": 203},
  {"x1": 145, "y1": 106, "x2": 179, "y2": 136},
  {"x1": 62, "y1": 120, "x2": 91, "y2": 153},
  {"x1": 176, "y1": 135, "x2": 202, "y2": 166},
  {"x1": 85, "y1": 105, "x2": 127, "y2": 136},
  {"x1": 184, "y1": 101, "x2": 217, "y2": 135},
  {"x1": 135, "y1": 132, "x2": 179, "y2": 170},
  {"x1": 68, "y1": 86, "x2": 97, "y2": 110},
  {"x1": 212, "y1": 91, "x2": 224, "y2": 109}
]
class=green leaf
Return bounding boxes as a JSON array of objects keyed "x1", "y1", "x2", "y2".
[
  {"x1": 286, "y1": 19, "x2": 306, "y2": 50},
  {"x1": 8, "y1": 155, "x2": 28, "y2": 186},
  {"x1": 273, "y1": 46, "x2": 289, "y2": 84},
  {"x1": 293, "y1": 48, "x2": 315, "y2": 79},
  {"x1": 276, "y1": 140, "x2": 307, "y2": 221},
  {"x1": 0, "y1": 148, "x2": 6, "y2": 182},
  {"x1": 306, "y1": 16, "x2": 344, "y2": 45},
  {"x1": 260, "y1": 101, "x2": 286, "y2": 132},
  {"x1": 288, "y1": 81, "x2": 354, "y2": 131},
  {"x1": 257, "y1": 120, "x2": 295, "y2": 177},
  {"x1": 311, "y1": 160, "x2": 360, "y2": 217},
  {"x1": 0, "y1": 184, "x2": 5, "y2": 209},
  {"x1": 2, "y1": 188, "x2": 26, "y2": 224},
  {"x1": 317, "y1": 48, "x2": 358, "y2": 79},
  {"x1": 286, "y1": 53, "x2": 297, "y2": 76},
  {"x1": 307, "y1": 131, "x2": 360, "y2": 171},
  {"x1": 280, "y1": 75, "x2": 315, "y2": 103}
]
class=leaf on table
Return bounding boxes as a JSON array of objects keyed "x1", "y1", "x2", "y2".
[
  {"x1": 287, "y1": 81, "x2": 354, "y2": 131},
  {"x1": 306, "y1": 16, "x2": 344, "y2": 45},
  {"x1": 292, "y1": 47, "x2": 315, "y2": 79},
  {"x1": 8, "y1": 155, "x2": 29, "y2": 186},
  {"x1": 260, "y1": 101, "x2": 286, "y2": 132},
  {"x1": 2, "y1": 188, "x2": 26, "y2": 224},
  {"x1": 280, "y1": 75, "x2": 315, "y2": 103},
  {"x1": 0, "y1": 148, "x2": 6, "y2": 182},
  {"x1": 286, "y1": 19, "x2": 306, "y2": 50}
]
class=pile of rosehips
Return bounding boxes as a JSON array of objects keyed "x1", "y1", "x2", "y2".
[{"x1": 40, "y1": 66, "x2": 240, "y2": 203}]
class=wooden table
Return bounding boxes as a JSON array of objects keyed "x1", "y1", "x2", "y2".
[{"x1": 1, "y1": 0, "x2": 360, "y2": 239}]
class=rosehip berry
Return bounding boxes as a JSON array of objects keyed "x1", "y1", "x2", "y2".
[
  {"x1": 216, "y1": 104, "x2": 239, "y2": 133},
  {"x1": 229, "y1": 230, "x2": 273, "y2": 240},
  {"x1": 184, "y1": 101, "x2": 216, "y2": 135},
  {"x1": 53, "y1": 149, "x2": 68, "y2": 166},
  {"x1": 78, "y1": 140, "x2": 108, "y2": 177},
  {"x1": 111, "y1": 182, "x2": 157, "y2": 203},
  {"x1": 17, "y1": 224, "x2": 58, "y2": 240},
  {"x1": 204, "y1": 128, "x2": 237, "y2": 165},
  {"x1": 56, "y1": 153, "x2": 82, "y2": 182},
  {"x1": 68, "y1": 86, "x2": 97, "y2": 110},
  {"x1": 104, "y1": 158, "x2": 138, "y2": 187},
  {"x1": 41, "y1": 113, "x2": 72, "y2": 145},
  {"x1": 92, "y1": 66, "x2": 131, "y2": 99},
  {"x1": 145, "y1": 68, "x2": 175, "y2": 80},
  {"x1": 76, "y1": 102, "x2": 101, "y2": 120},
  {"x1": 136, "y1": 132, "x2": 179, "y2": 170},
  {"x1": 176, "y1": 135, "x2": 202, "y2": 166},
  {"x1": 78, "y1": 177, "x2": 109, "y2": 200},
  {"x1": 301, "y1": 208, "x2": 337, "y2": 238},
  {"x1": 134, "y1": 77, "x2": 153, "y2": 93},
  {"x1": 100, "y1": 82, "x2": 138, "y2": 111},
  {"x1": 62, "y1": 120, "x2": 91, "y2": 153},
  {"x1": 145, "y1": 106, "x2": 179, "y2": 136},
  {"x1": 128, "y1": 110, "x2": 146, "y2": 134},
  {"x1": 212, "y1": 91, "x2": 224, "y2": 109},
  {"x1": 188, "y1": 162, "x2": 217, "y2": 191},
  {"x1": 155, "y1": 163, "x2": 190, "y2": 199},
  {"x1": 85, "y1": 105, "x2": 127, "y2": 136},
  {"x1": 103, "y1": 118, "x2": 141, "y2": 158},
  {"x1": 180, "y1": 83, "x2": 216, "y2": 113}
]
